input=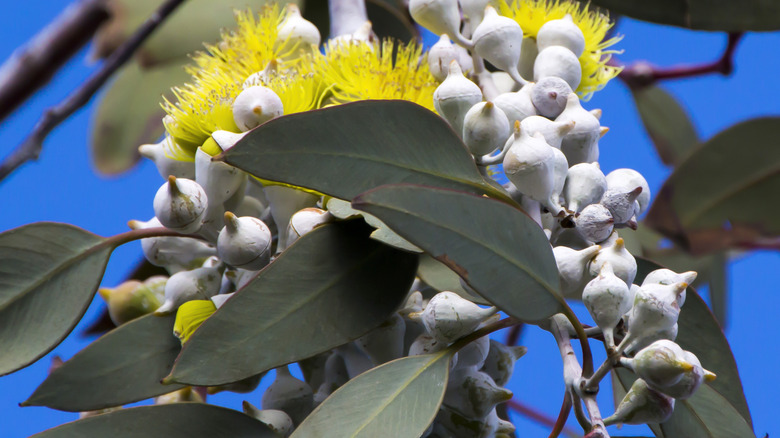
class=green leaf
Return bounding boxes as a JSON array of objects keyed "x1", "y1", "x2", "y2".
[
  {"x1": 30, "y1": 403, "x2": 276, "y2": 438},
  {"x1": 631, "y1": 86, "x2": 698, "y2": 166},
  {"x1": 169, "y1": 221, "x2": 418, "y2": 386},
  {"x1": 222, "y1": 100, "x2": 511, "y2": 203},
  {"x1": 0, "y1": 223, "x2": 114, "y2": 376},
  {"x1": 417, "y1": 254, "x2": 490, "y2": 305},
  {"x1": 587, "y1": 0, "x2": 780, "y2": 31},
  {"x1": 636, "y1": 258, "x2": 752, "y2": 427},
  {"x1": 291, "y1": 352, "x2": 452, "y2": 438},
  {"x1": 91, "y1": 60, "x2": 190, "y2": 175},
  {"x1": 352, "y1": 184, "x2": 563, "y2": 322},
  {"x1": 645, "y1": 118, "x2": 780, "y2": 254},
  {"x1": 23, "y1": 314, "x2": 183, "y2": 412}
]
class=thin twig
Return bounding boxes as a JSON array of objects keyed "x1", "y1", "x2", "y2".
[
  {"x1": 505, "y1": 323, "x2": 524, "y2": 346},
  {"x1": 616, "y1": 32, "x2": 743, "y2": 89},
  {"x1": 0, "y1": 0, "x2": 188, "y2": 183},
  {"x1": 0, "y1": 0, "x2": 110, "y2": 122},
  {"x1": 548, "y1": 391, "x2": 574, "y2": 438},
  {"x1": 506, "y1": 399, "x2": 579, "y2": 438}
]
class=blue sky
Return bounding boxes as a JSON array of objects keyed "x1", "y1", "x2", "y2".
[{"x1": 0, "y1": 2, "x2": 778, "y2": 437}]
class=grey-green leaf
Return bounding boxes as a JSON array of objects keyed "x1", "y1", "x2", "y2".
[
  {"x1": 291, "y1": 352, "x2": 452, "y2": 438},
  {"x1": 0, "y1": 223, "x2": 113, "y2": 376},
  {"x1": 587, "y1": 0, "x2": 780, "y2": 31},
  {"x1": 352, "y1": 184, "x2": 563, "y2": 323},
  {"x1": 169, "y1": 221, "x2": 418, "y2": 386},
  {"x1": 222, "y1": 100, "x2": 511, "y2": 203},
  {"x1": 417, "y1": 254, "x2": 490, "y2": 305},
  {"x1": 30, "y1": 403, "x2": 276, "y2": 438},
  {"x1": 631, "y1": 85, "x2": 698, "y2": 166},
  {"x1": 23, "y1": 314, "x2": 183, "y2": 412}
]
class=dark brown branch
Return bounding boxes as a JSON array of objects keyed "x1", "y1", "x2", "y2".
[
  {"x1": 617, "y1": 32, "x2": 743, "y2": 89},
  {"x1": 0, "y1": 0, "x2": 111, "y2": 122},
  {"x1": 507, "y1": 399, "x2": 579, "y2": 438},
  {"x1": 505, "y1": 322, "x2": 524, "y2": 346},
  {"x1": 0, "y1": 0, "x2": 188, "y2": 183}
]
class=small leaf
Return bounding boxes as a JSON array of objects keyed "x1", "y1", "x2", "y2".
[
  {"x1": 30, "y1": 403, "x2": 276, "y2": 438},
  {"x1": 353, "y1": 184, "x2": 563, "y2": 322},
  {"x1": 417, "y1": 254, "x2": 490, "y2": 305},
  {"x1": 631, "y1": 85, "x2": 698, "y2": 166},
  {"x1": 0, "y1": 223, "x2": 114, "y2": 376},
  {"x1": 645, "y1": 118, "x2": 780, "y2": 254},
  {"x1": 222, "y1": 100, "x2": 512, "y2": 203},
  {"x1": 291, "y1": 352, "x2": 452, "y2": 438},
  {"x1": 169, "y1": 221, "x2": 418, "y2": 386},
  {"x1": 24, "y1": 314, "x2": 183, "y2": 412}
]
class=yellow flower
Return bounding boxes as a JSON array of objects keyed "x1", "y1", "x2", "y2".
[
  {"x1": 496, "y1": 0, "x2": 622, "y2": 99},
  {"x1": 173, "y1": 299, "x2": 217, "y2": 344}
]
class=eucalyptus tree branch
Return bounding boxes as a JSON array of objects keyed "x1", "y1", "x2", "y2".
[
  {"x1": 0, "y1": 0, "x2": 110, "y2": 123},
  {"x1": 506, "y1": 398, "x2": 579, "y2": 438},
  {"x1": 0, "y1": 0, "x2": 188, "y2": 183},
  {"x1": 328, "y1": 0, "x2": 368, "y2": 38},
  {"x1": 548, "y1": 391, "x2": 575, "y2": 438}
]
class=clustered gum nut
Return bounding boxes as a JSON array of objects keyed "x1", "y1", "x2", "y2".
[
  {"x1": 98, "y1": 277, "x2": 164, "y2": 326},
  {"x1": 563, "y1": 162, "x2": 607, "y2": 214},
  {"x1": 428, "y1": 34, "x2": 461, "y2": 82},
  {"x1": 534, "y1": 45, "x2": 582, "y2": 90},
  {"x1": 625, "y1": 281, "x2": 688, "y2": 352},
  {"x1": 152, "y1": 176, "x2": 208, "y2": 234},
  {"x1": 502, "y1": 123, "x2": 557, "y2": 211},
  {"x1": 588, "y1": 236, "x2": 637, "y2": 287},
  {"x1": 604, "y1": 378, "x2": 675, "y2": 426},
  {"x1": 493, "y1": 83, "x2": 537, "y2": 125},
  {"x1": 286, "y1": 207, "x2": 333, "y2": 248},
  {"x1": 217, "y1": 212, "x2": 272, "y2": 271},
  {"x1": 443, "y1": 367, "x2": 513, "y2": 420},
  {"x1": 574, "y1": 203, "x2": 614, "y2": 242},
  {"x1": 232, "y1": 85, "x2": 284, "y2": 132},
  {"x1": 553, "y1": 243, "x2": 601, "y2": 299},
  {"x1": 155, "y1": 260, "x2": 223, "y2": 314},
  {"x1": 261, "y1": 365, "x2": 314, "y2": 426},
  {"x1": 621, "y1": 340, "x2": 693, "y2": 389},
  {"x1": 462, "y1": 101, "x2": 511, "y2": 156},
  {"x1": 643, "y1": 268, "x2": 697, "y2": 307},
  {"x1": 411, "y1": 291, "x2": 497, "y2": 344},
  {"x1": 520, "y1": 115, "x2": 575, "y2": 149},
  {"x1": 243, "y1": 402, "x2": 295, "y2": 438},
  {"x1": 536, "y1": 14, "x2": 586, "y2": 57},
  {"x1": 556, "y1": 93, "x2": 602, "y2": 165},
  {"x1": 480, "y1": 340, "x2": 527, "y2": 386},
  {"x1": 606, "y1": 168, "x2": 651, "y2": 215},
  {"x1": 355, "y1": 313, "x2": 406, "y2": 365},
  {"x1": 582, "y1": 262, "x2": 632, "y2": 349},
  {"x1": 472, "y1": 6, "x2": 526, "y2": 85},
  {"x1": 433, "y1": 61, "x2": 483, "y2": 136},
  {"x1": 408, "y1": 0, "x2": 470, "y2": 48},
  {"x1": 129, "y1": 217, "x2": 216, "y2": 270},
  {"x1": 139, "y1": 136, "x2": 195, "y2": 180},
  {"x1": 455, "y1": 334, "x2": 490, "y2": 368},
  {"x1": 530, "y1": 76, "x2": 572, "y2": 119},
  {"x1": 601, "y1": 185, "x2": 642, "y2": 226}
]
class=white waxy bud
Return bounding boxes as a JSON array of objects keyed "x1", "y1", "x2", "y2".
[
  {"x1": 605, "y1": 168, "x2": 651, "y2": 215},
  {"x1": 493, "y1": 83, "x2": 537, "y2": 124},
  {"x1": 622, "y1": 340, "x2": 692, "y2": 389},
  {"x1": 480, "y1": 339, "x2": 527, "y2": 386},
  {"x1": 129, "y1": 217, "x2": 216, "y2": 269},
  {"x1": 211, "y1": 130, "x2": 248, "y2": 152},
  {"x1": 286, "y1": 208, "x2": 333, "y2": 248},
  {"x1": 412, "y1": 291, "x2": 497, "y2": 343},
  {"x1": 153, "y1": 176, "x2": 208, "y2": 234},
  {"x1": 399, "y1": 290, "x2": 424, "y2": 317},
  {"x1": 275, "y1": 4, "x2": 320, "y2": 57},
  {"x1": 601, "y1": 186, "x2": 643, "y2": 225},
  {"x1": 444, "y1": 367, "x2": 513, "y2": 420},
  {"x1": 433, "y1": 61, "x2": 483, "y2": 136},
  {"x1": 232, "y1": 195, "x2": 267, "y2": 220},
  {"x1": 517, "y1": 37, "x2": 538, "y2": 82},
  {"x1": 531, "y1": 76, "x2": 572, "y2": 119},
  {"x1": 243, "y1": 60, "x2": 279, "y2": 89},
  {"x1": 139, "y1": 136, "x2": 196, "y2": 180},
  {"x1": 217, "y1": 212, "x2": 272, "y2": 270},
  {"x1": 195, "y1": 146, "x2": 245, "y2": 208},
  {"x1": 455, "y1": 45, "x2": 475, "y2": 72},
  {"x1": 503, "y1": 124, "x2": 557, "y2": 208},
  {"x1": 589, "y1": 237, "x2": 637, "y2": 287},
  {"x1": 582, "y1": 262, "x2": 632, "y2": 349},
  {"x1": 520, "y1": 115, "x2": 575, "y2": 149},
  {"x1": 156, "y1": 263, "x2": 223, "y2": 314},
  {"x1": 408, "y1": 333, "x2": 447, "y2": 356},
  {"x1": 455, "y1": 335, "x2": 490, "y2": 369},
  {"x1": 264, "y1": 186, "x2": 320, "y2": 252},
  {"x1": 548, "y1": 145, "x2": 569, "y2": 216},
  {"x1": 603, "y1": 378, "x2": 675, "y2": 426},
  {"x1": 536, "y1": 14, "x2": 586, "y2": 57},
  {"x1": 489, "y1": 71, "x2": 516, "y2": 94},
  {"x1": 154, "y1": 387, "x2": 203, "y2": 405},
  {"x1": 462, "y1": 101, "x2": 511, "y2": 156},
  {"x1": 472, "y1": 6, "x2": 526, "y2": 85},
  {"x1": 355, "y1": 313, "x2": 406, "y2": 365},
  {"x1": 428, "y1": 34, "x2": 460, "y2": 82},
  {"x1": 574, "y1": 204, "x2": 614, "y2": 243},
  {"x1": 232, "y1": 85, "x2": 284, "y2": 132},
  {"x1": 459, "y1": 0, "x2": 490, "y2": 24},
  {"x1": 656, "y1": 350, "x2": 716, "y2": 399},
  {"x1": 643, "y1": 268, "x2": 697, "y2": 308},
  {"x1": 337, "y1": 342, "x2": 375, "y2": 378},
  {"x1": 261, "y1": 366, "x2": 314, "y2": 426},
  {"x1": 553, "y1": 243, "x2": 601, "y2": 299},
  {"x1": 563, "y1": 162, "x2": 607, "y2": 213},
  {"x1": 210, "y1": 292, "x2": 234, "y2": 309},
  {"x1": 98, "y1": 279, "x2": 163, "y2": 326},
  {"x1": 242, "y1": 403, "x2": 294, "y2": 438},
  {"x1": 533, "y1": 45, "x2": 582, "y2": 90},
  {"x1": 626, "y1": 282, "x2": 687, "y2": 351},
  {"x1": 555, "y1": 93, "x2": 601, "y2": 165},
  {"x1": 627, "y1": 323, "x2": 679, "y2": 355},
  {"x1": 314, "y1": 351, "x2": 349, "y2": 403},
  {"x1": 409, "y1": 0, "x2": 470, "y2": 47}
]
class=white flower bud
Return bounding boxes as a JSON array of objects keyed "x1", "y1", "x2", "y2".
[
  {"x1": 462, "y1": 101, "x2": 511, "y2": 156},
  {"x1": 156, "y1": 263, "x2": 223, "y2": 314},
  {"x1": 286, "y1": 208, "x2": 333, "y2": 248},
  {"x1": 623, "y1": 340, "x2": 692, "y2": 389},
  {"x1": 261, "y1": 366, "x2": 313, "y2": 426},
  {"x1": 433, "y1": 61, "x2": 483, "y2": 136},
  {"x1": 555, "y1": 93, "x2": 601, "y2": 165},
  {"x1": 520, "y1": 115, "x2": 575, "y2": 149},
  {"x1": 409, "y1": 0, "x2": 470, "y2": 47},
  {"x1": 264, "y1": 186, "x2": 320, "y2": 252},
  {"x1": 153, "y1": 176, "x2": 208, "y2": 234},
  {"x1": 217, "y1": 212, "x2": 272, "y2": 271},
  {"x1": 626, "y1": 282, "x2": 687, "y2": 352},
  {"x1": 589, "y1": 237, "x2": 637, "y2": 287},
  {"x1": 517, "y1": 37, "x2": 539, "y2": 82},
  {"x1": 531, "y1": 76, "x2": 572, "y2": 119},
  {"x1": 493, "y1": 83, "x2": 537, "y2": 125},
  {"x1": 242, "y1": 403, "x2": 294, "y2": 438},
  {"x1": 139, "y1": 136, "x2": 196, "y2": 180},
  {"x1": 472, "y1": 6, "x2": 526, "y2": 85},
  {"x1": 459, "y1": 0, "x2": 490, "y2": 24},
  {"x1": 536, "y1": 14, "x2": 586, "y2": 57},
  {"x1": 605, "y1": 168, "x2": 651, "y2": 215},
  {"x1": 355, "y1": 313, "x2": 406, "y2": 365},
  {"x1": 444, "y1": 367, "x2": 512, "y2": 420},
  {"x1": 232, "y1": 85, "x2": 284, "y2": 132},
  {"x1": 642, "y1": 268, "x2": 698, "y2": 307},
  {"x1": 563, "y1": 162, "x2": 607, "y2": 213},
  {"x1": 548, "y1": 146, "x2": 569, "y2": 215},
  {"x1": 503, "y1": 124, "x2": 557, "y2": 209},
  {"x1": 601, "y1": 186, "x2": 643, "y2": 225},
  {"x1": 603, "y1": 378, "x2": 675, "y2": 426},
  {"x1": 553, "y1": 243, "x2": 601, "y2": 299},
  {"x1": 655, "y1": 350, "x2": 716, "y2": 399},
  {"x1": 195, "y1": 146, "x2": 246, "y2": 207},
  {"x1": 275, "y1": 4, "x2": 320, "y2": 57},
  {"x1": 129, "y1": 217, "x2": 216, "y2": 269},
  {"x1": 413, "y1": 291, "x2": 497, "y2": 343},
  {"x1": 455, "y1": 334, "x2": 490, "y2": 369},
  {"x1": 533, "y1": 45, "x2": 582, "y2": 90},
  {"x1": 428, "y1": 34, "x2": 460, "y2": 82},
  {"x1": 574, "y1": 204, "x2": 614, "y2": 243},
  {"x1": 582, "y1": 262, "x2": 632, "y2": 349},
  {"x1": 480, "y1": 340, "x2": 527, "y2": 386}
]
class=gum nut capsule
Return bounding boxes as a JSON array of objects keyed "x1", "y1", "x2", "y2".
[
  {"x1": 195, "y1": 145, "x2": 245, "y2": 207},
  {"x1": 480, "y1": 339, "x2": 527, "y2": 386},
  {"x1": 355, "y1": 313, "x2": 406, "y2": 365},
  {"x1": 563, "y1": 162, "x2": 607, "y2": 213},
  {"x1": 643, "y1": 269, "x2": 697, "y2": 307},
  {"x1": 243, "y1": 60, "x2": 278, "y2": 89},
  {"x1": 533, "y1": 45, "x2": 582, "y2": 90},
  {"x1": 139, "y1": 136, "x2": 196, "y2": 180},
  {"x1": 503, "y1": 123, "x2": 557, "y2": 206},
  {"x1": 459, "y1": 0, "x2": 490, "y2": 24},
  {"x1": 337, "y1": 342, "x2": 375, "y2": 378},
  {"x1": 261, "y1": 366, "x2": 314, "y2": 426},
  {"x1": 287, "y1": 208, "x2": 333, "y2": 247},
  {"x1": 555, "y1": 93, "x2": 601, "y2": 165},
  {"x1": 217, "y1": 212, "x2": 272, "y2": 270},
  {"x1": 129, "y1": 217, "x2": 216, "y2": 269},
  {"x1": 275, "y1": 4, "x2": 320, "y2": 56},
  {"x1": 605, "y1": 168, "x2": 651, "y2": 215},
  {"x1": 553, "y1": 244, "x2": 601, "y2": 299},
  {"x1": 574, "y1": 203, "x2": 614, "y2": 243},
  {"x1": 414, "y1": 292, "x2": 498, "y2": 343},
  {"x1": 155, "y1": 264, "x2": 223, "y2": 314},
  {"x1": 626, "y1": 283, "x2": 687, "y2": 349},
  {"x1": 493, "y1": 84, "x2": 537, "y2": 124},
  {"x1": 409, "y1": 0, "x2": 470, "y2": 47},
  {"x1": 153, "y1": 176, "x2": 208, "y2": 234},
  {"x1": 444, "y1": 367, "x2": 513, "y2": 420},
  {"x1": 462, "y1": 101, "x2": 511, "y2": 156},
  {"x1": 603, "y1": 378, "x2": 675, "y2": 426},
  {"x1": 589, "y1": 237, "x2": 637, "y2": 287},
  {"x1": 517, "y1": 36, "x2": 539, "y2": 82},
  {"x1": 628, "y1": 323, "x2": 679, "y2": 355},
  {"x1": 658, "y1": 350, "x2": 716, "y2": 399},
  {"x1": 520, "y1": 115, "x2": 575, "y2": 149},
  {"x1": 455, "y1": 335, "x2": 491, "y2": 369},
  {"x1": 433, "y1": 61, "x2": 483, "y2": 136},
  {"x1": 582, "y1": 262, "x2": 632, "y2": 349},
  {"x1": 428, "y1": 34, "x2": 460, "y2": 82},
  {"x1": 531, "y1": 76, "x2": 572, "y2": 119},
  {"x1": 623, "y1": 340, "x2": 692, "y2": 389},
  {"x1": 232, "y1": 85, "x2": 284, "y2": 132},
  {"x1": 409, "y1": 333, "x2": 448, "y2": 356},
  {"x1": 536, "y1": 14, "x2": 586, "y2": 56},
  {"x1": 601, "y1": 186, "x2": 642, "y2": 225},
  {"x1": 211, "y1": 130, "x2": 248, "y2": 152},
  {"x1": 454, "y1": 45, "x2": 475, "y2": 72},
  {"x1": 548, "y1": 146, "x2": 569, "y2": 215},
  {"x1": 98, "y1": 280, "x2": 162, "y2": 325},
  {"x1": 472, "y1": 6, "x2": 526, "y2": 85},
  {"x1": 264, "y1": 186, "x2": 320, "y2": 252},
  {"x1": 242, "y1": 403, "x2": 294, "y2": 438}
]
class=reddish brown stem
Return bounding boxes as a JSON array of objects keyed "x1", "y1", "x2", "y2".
[
  {"x1": 548, "y1": 391, "x2": 573, "y2": 438},
  {"x1": 505, "y1": 322, "x2": 524, "y2": 346},
  {"x1": 507, "y1": 399, "x2": 579, "y2": 438}
]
